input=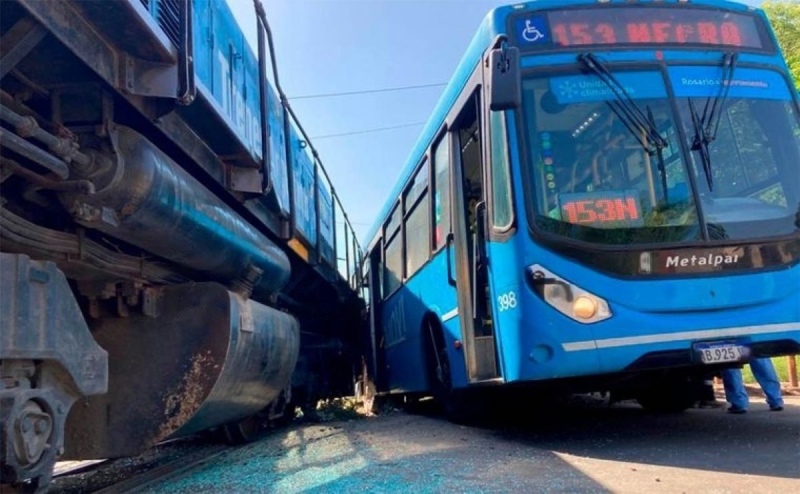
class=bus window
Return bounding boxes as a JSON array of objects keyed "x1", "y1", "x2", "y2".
[
  {"x1": 384, "y1": 230, "x2": 402, "y2": 296},
  {"x1": 386, "y1": 203, "x2": 401, "y2": 239},
  {"x1": 376, "y1": 244, "x2": 385, "y2": 301},
  {"x1": 432, "y1": 135, "x2": 451, "y2": 250},
  {"x1": 405, "y1": 162, "x2": 430, "y2": 277},
  {"x1": 673, "y1": 66, "x2": 800, "y2": 241},
  {"x1": 490, "y1": 110, "x2": 513, "y2": 229},
  {"x1": 521, "y1": 71, "x2": 701, "y2": 245},
  {"x1": 461, "y1": 120, "x2": 483, "y2": 235}
]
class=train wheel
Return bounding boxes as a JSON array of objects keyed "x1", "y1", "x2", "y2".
[{"x1": 221, "y1": 414, "x2": 263, "y2": 445}]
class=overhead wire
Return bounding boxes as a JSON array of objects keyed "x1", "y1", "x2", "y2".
[
  {"x1": 288, "y1": 82, "x2": 447, "y2": 100},
  {"x1": 297, "y1": 82, "x2": 443, "y2": 139},
  {"x1": 310, "y1": 121, "x2": 427, "y2": 140}
]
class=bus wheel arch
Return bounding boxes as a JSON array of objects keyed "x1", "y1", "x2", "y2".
[
  {"x1": 422, "y1": 314, "x2": 473, "y2": 422},
  {"x1": 422, "y1": 313, "x2": 452, "y2": 400}
]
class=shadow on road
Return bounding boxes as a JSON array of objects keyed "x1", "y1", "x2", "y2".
[{"x1": 481, "y1": 395, "x2": 800, "y2": 480}]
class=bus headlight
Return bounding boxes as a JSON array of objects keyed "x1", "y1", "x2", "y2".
[
  {"x1": 526, "y1": 264, "x2": 612, "y2": 324},
  {"x1": 573, "y1": 296, "x2": 598, "y2": 319}
]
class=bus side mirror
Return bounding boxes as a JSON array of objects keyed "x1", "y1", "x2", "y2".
[{"x1": 484, "y1": 45, "x2": 521, "y2": 111}]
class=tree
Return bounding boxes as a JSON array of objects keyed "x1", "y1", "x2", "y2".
[{"x1": 763, "y1": 1, "x2": 800, "y2": 89}]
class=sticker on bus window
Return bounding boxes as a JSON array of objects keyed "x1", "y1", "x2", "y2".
[
  {"x1": 557, "y1": 190, "x2": 644, "y2": 228},
  {"x1": 515, "y1": 16, "x2": 550, "y2": 45},
  {"x1": 669, "y1": 67, "x2": 792, "y2": 101},
  {"x1": 549, "y1": 72, "x2": 666, "y2": 104}
]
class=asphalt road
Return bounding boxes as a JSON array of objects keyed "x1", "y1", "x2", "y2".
[{"x1": 139, "y1": 394, "x2": 799, "y2": 494}]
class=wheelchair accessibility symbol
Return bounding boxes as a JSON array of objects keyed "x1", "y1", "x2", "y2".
[{"x1": 522, "y1": 20, "x2": 544, "y2": 42}]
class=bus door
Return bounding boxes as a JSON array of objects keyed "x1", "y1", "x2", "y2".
[
  {"x1": 449, "y1": 92, "x2": 499, "y2": 382},
  {"x1": 366, "y1": 244, "x2": 388, "y2": 393}
]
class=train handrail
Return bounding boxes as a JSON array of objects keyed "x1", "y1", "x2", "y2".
[{"x1": 253, "y1": 0, "x2": 363, "y2": 292}]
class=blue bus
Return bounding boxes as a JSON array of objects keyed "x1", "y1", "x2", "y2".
[{"x1": 360, "y1": 0, "x2": 800, "y2": 418}]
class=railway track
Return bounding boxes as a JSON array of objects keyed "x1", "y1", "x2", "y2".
[
  {"x1": 47, "y1": 439, "x2": 229, "y2": 494},
  {"x1": 92, "y1": 446, "x2": 228, "y2": 494}
]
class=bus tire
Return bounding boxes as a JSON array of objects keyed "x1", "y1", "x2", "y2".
[
  {"x1": 424, "y1": 317, "x2": 473, "y2": 423},
  {"x1": 424, "y1": 317, "x2": 451, "y2": 399}
]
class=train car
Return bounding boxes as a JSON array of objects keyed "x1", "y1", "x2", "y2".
[
  {"x1": 0, "y1": 0, "x2": 363, "y2": 491},
  {"x1": 359, "y1": 0, "x2": 800, "y2": 420}
]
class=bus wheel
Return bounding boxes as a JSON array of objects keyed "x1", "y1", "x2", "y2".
[
  {"x1": 424, "y1": 318, "x2": 472, "y2": 423},
  {"x1": 635, "y1": 377, "x2": 695, "y2": 413},
  {"x1": 425, "y1": 318, "x2": 452, "y2": 402}
]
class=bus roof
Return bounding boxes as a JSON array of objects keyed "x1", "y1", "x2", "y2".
[{"x1": 361, "y1": 0, "x2": 763, "y2": 251}]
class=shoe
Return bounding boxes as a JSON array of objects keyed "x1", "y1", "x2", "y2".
[
  {"x1": 727, "y1": 407, "x2": 747, "y2": 414},
  {"x1": 698, "y1": 400, "x2": 725, "y2": 409},
  {"x1": 770, "y1": 406, "x2": 783, "y2": 412}
]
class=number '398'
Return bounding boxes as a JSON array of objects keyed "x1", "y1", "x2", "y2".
[{"x1": 497, "y1": 291, "x2": 517, "y2": 312}]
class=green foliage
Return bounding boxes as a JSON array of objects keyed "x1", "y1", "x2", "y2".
[
  {"x1": 763, "y1": 1, "x2": 800, "y2": 90},
  {"x1": 314, "y1": 397, "x2": 368, "y2": 421},
  {"x1": 742, "y1": 356, "x2": 795, "y2": 383}
]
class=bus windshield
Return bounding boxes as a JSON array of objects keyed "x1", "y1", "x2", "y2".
[
  {"x1": 523, "y1": 70, "x2": 702, "y2": 245},
  {"x1": 522, "y1": 67, "x2": 800, "y2": 246},
  {"x1": 671, "y1": 66, "x2": 800, "y2": 241}
]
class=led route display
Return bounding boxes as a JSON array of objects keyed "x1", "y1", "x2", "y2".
[
  {"x1": 515, "y1": 7, "x2": 769, "y2": 51},
  {"x1": 558, "y1": 191, "x2": 644, "y2": 228}
]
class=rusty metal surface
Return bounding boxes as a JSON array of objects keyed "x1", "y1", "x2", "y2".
[
  {"x1": 0, "y1": 16, "x2": 47, "y2": 80},
  {"x1": 0, "y1": 206, "x2": 186, "y2": 284},
  {"x1": 14, "y1": 0, "x2": 183, "y2": 102},
  {"x1": 68, "y1": 0, "x2": 177, "y2": 63},
  {"x1": 14, "y1": 0, "x2": 117, "y2": 88},
  {"x1": 0, "y1": 127, "x2": 69, "y2": 179},
  {"x1": 173, "y1": 291, "x2": 300, "y2": 436},
  {"x1": 62, "y1": 282, "x2": 299, "y2": 460},
  {"x1": 0, "y1": 253, "x2": 108, "y2": 489},
  {"x1": 0, "y1": 254, "x2": 108, "y2": 396}
]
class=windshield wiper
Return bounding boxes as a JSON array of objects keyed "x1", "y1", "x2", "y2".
[
  {"x1": 689, "y1": 52, "x2": 739, "y2": 192},
  {"x1": 578, "y1": 53, "x2": 669, "y2": 202},
  {"x1": 689, "y1": 98, "x2": 715, "y2": 192},
  {"x1": 578, "y1": 53, "x2": 668, "y2": 154},
  {"x1": 648, "y1": 105, "x2": 669, "y2": 204}
]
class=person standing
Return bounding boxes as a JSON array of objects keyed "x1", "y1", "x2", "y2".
[{"x1": 722, "y1": 357, "x2": 784, "y2": 414}]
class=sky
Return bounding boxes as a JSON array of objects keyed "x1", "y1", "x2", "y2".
[{"x1": 229, "y1": 0, "x2": 763, "y2": 246}]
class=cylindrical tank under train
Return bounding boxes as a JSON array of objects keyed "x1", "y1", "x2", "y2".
[
  {"x1": 59, "y1": 124, "x2": 291, "y2": 298},
  {"x1": 63, "y1": 282, "x2": 299, "y2": 460}
]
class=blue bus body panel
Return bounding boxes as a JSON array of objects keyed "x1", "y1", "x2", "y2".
[
  {"x1": 380, "y1": 251, "x2": 468, "y2": 392},
  {"x1": 487, "y1": 104, "x2": 800, "y2": 385},
  {"x1": 490, "y1": 246, "x2": 800, "y2": 382}
]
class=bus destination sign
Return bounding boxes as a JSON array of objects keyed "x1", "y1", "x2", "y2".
[
  {"x1": 514, "y1": 7, "x2": 769, "y2": 51},
  {"x1": 557, "y1": 190, "x2": 644, "y2": 228}
]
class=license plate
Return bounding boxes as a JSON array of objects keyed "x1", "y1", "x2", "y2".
[{"x1": 694, "y1": 343, "x2": 743, "y2": 364}]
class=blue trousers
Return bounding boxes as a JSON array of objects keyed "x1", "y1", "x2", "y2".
[{"x1": 722, "y1": 358, "x2": 784, "y2": 410}]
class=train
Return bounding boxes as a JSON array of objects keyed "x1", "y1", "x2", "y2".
[{"x1": 0, "y1": 0, "x2": 364, "y2": 491}]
